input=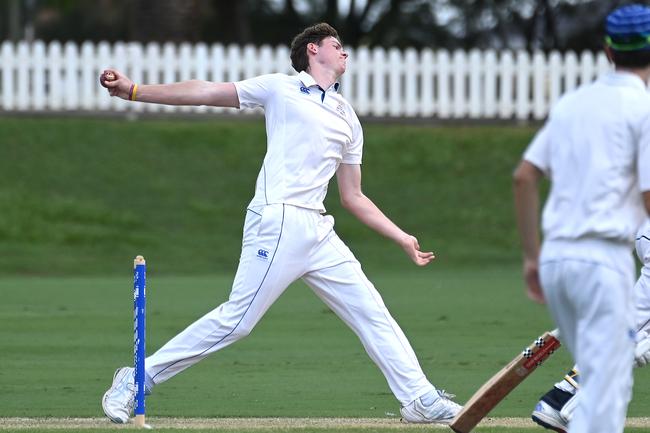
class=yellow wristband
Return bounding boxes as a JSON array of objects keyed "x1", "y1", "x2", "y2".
[{"x1": 130, "y1": 84, "x2": 138, "y2": 101}]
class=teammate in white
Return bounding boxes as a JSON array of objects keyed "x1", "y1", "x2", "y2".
[
  {"x1": 513, "y1": 5, "x2": 650, "y2": 433},
  {"x1": 529, "y1": 219, "x2": 650, "y2": 433},
  {"x1": 99, "y1": 23, "x2": 461, "y2": 425}
]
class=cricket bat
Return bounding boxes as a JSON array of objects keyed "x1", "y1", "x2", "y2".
[{"x1": 450, "y1": 329, "x2": 561, "y2": 433}]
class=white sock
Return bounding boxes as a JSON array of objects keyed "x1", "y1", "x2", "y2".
[{"x1": 555, "y1": 381, "x2": 577, "y2": 394}]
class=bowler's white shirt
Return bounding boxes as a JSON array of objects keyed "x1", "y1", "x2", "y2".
[
  {"x1": 525, "y1": 71, "x2": 650, "y2": 243},
  {"x1": 235, "y1": 71, "x2": 363, "y2": 212}
]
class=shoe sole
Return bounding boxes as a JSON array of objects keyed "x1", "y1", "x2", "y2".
[
  {"x1": 400, "y1": 417, "x2": 453, "y2": 425},
  {"x1": 531, "y1": 414, "x2": 567, "y2": 433},
  {"x1": 101, "y1": 368, "x2": 130, "y2": 424}
]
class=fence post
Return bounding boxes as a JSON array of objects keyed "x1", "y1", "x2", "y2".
[
  {"x1": 33, "y1": 41, "x2": 46, "y2": 110},
  {"x1": 371, "y1": 47, "x2": 387, "y2": 117},
  {"x1": 141, "y1": 42, "x2": 160, "y2": 113},
  {"x1": 420, "y1": 48, "x2": 434, "y2": 117},
  {"x1": 96, "y1": 41, "x2": 112, "y2": 111},
  {"x1": 498, "y1": 51, "x2": 514, "y2": 119},
  {"x1": 532, "y1": 51, "x2": 547, "y2": 120},
  {"x1": 483, "y1": 50, "x2": 497, "y2": 118},
  {"x1": 1, "y1": 42, "x2": 15, "y2": 110},
  {"x1": 468, "y1": 49, "x2": 482, "y2": 118},
  {"x1": 0, "y1": 41, "x2": 620, "y2": 119},
  {"x1": 111, "y1": 42, "x2": 128, "y2": 112},
  {"x1": 548, "y1": 51, "x2": 562, "y2": 110},
  {"x1": 388, "y1": 48, "x2": 403, "y2": 117},
  {"x1": 437, "y1": 49, "x2": 451, "y2": 118},
  {"x1": 80, "y1": 41, "x2": 95, "y2": 111},
  {"x1": 403, "y1": 48, "x2": 418, "y2": 117},
  {"x1": 515, "y1": 50, "x2": 531, "y2": 120},
  {"x1": 579, "y1": 51, "x2": 595, "y2": 87},
  {"x1": 258, "y1": 45, "x2": 274, "y2": 75},
  {"x1": 273, "y1": 45, "x2": 290, "y2": 75},
  {"x1": 127, "y1": 42, "x2": 144, "y2": 113},
  {"x1": 48, "y1": 41, "x2": 63, "y2": 111},
  {"x1": 452, "y1": 49, "x2": 467, "y2": 118},
  {"x1": 564, "y1": 51, "x2": 579, "y2": 95},
  {"x1": 355, "y1": 47, "x2": 370, "y2": 116},
  {"x1": 596, "y1": 52, "x2": 611, "y2": 77},
  {"x1": 17, "y1": 41, "x2": 30, "y2": 110},
  {"x1": 64, "y1": 41, "x2": 79, "y2": 110}
]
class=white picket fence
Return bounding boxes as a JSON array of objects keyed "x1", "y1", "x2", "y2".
[{"x1": 0, "y1": 40, "x2": 613, "y2": 119}]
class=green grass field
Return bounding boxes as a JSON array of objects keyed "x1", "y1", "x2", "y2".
[
  {"x1": 1, "y1": 118, "x2": 648, "y2": 431},
  {"x1": 2, "y1": 269, "x2": 650, "y2": 432},
  {"x1": 0, "y1": 117, "x2": 535, "y2": 276}
]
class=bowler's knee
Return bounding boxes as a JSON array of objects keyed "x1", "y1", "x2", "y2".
[{"x1": 230, "y1": 323, "x2": 254, "y2": 340}]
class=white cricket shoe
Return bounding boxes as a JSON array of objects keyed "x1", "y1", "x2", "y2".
[
  {"x1": 102, "y1": 367, "x2": 135, "y2": 424},
  {"x1": 531, "y1": 400, "x2": 568, "y2": 433},
  {"x1": 400, "y1": 390, "x2": 462, "y2": 424}
]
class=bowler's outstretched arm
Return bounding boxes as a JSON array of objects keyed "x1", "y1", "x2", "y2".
[
  {"x1": 100, "y1": 69, "x2": 239, "y2": 108},
  {"x1": 336, "y1": 163, "x2": 434, "y2": 266}
]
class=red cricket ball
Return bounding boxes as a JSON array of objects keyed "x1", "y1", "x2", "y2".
[{"x1": 100, "y1": 71, "x2": 116, "y2": 88}]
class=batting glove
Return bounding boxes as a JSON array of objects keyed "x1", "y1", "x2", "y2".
[{"x1": 634, "y1": 337, "x2": 650, "y2": 368}]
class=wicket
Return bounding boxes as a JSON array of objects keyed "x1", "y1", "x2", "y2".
[{"x1": 133, "y1": 255, "x2": 148, "y2": 428}]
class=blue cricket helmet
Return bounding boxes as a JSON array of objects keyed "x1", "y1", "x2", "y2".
[{"x1": 605, "y1": 4, "x2": 650, "y2": 51}]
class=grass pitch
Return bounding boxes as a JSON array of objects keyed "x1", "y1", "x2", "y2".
[
  {"x1": 2, "y1": 118, "x2": 648, "y2": 431},
  {"x1": 2, "y1": 267, "x2": 650, "y2": 432},
  {"x1": 7, "y1": 417, "x2": 650, "y2": 432}
]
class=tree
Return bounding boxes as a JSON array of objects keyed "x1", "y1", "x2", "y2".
[{"x1": 0, "y1": 0, "x2": 630, "y2": 52}]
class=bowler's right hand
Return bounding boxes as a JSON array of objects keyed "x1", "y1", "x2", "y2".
[{"x1": 99, "y1": 69, "x2": 134, "y2": 100}]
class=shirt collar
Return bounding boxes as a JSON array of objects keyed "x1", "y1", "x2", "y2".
[
  {"x1": 298, "y1": 71, "x2": 340, "y2": 92},
  {"x1": 601, "y1": 70, "x2": 648, "y2": 91}
]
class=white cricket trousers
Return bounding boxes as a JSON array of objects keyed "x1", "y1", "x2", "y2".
[
  {"x1": 633, "y1": 220, "x2": 650, "y2": 337},
  {"x1": 540, "y1": 238, "x2": 636, "y2": 433},
  {"x1": 145, "y1": 204, "x2": 435, "y2": 405}
]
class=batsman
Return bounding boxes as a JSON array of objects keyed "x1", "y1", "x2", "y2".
[{"x1": 513, "y1": 4, "x2": 650, "y2": 433}]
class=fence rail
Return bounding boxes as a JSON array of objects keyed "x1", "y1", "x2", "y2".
[{"x1": 0, "y1": 40, "x2": 612, "y2": 119}]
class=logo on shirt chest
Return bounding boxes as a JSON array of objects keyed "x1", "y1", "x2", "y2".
[
  {"x1": 300, "y1": 86, "x2": 310, "y2": 95},
  {"x1": 335, "y1": 103, "x2": 346, "y2": 117}
]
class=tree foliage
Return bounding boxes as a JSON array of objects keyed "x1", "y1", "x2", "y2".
[{"x1": 2, "y1": 0, "x2": 640, "y2": 51}]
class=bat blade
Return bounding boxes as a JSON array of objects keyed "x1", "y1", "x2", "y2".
[{"x1": 450, "y1": 329, "x2": 561, "y2": 433}]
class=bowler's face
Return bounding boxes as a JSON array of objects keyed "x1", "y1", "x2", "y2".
[{"x1": 319, "y1": 36, "x2": 348, "y2": 75}]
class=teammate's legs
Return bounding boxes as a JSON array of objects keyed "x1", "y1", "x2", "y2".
[
  {"x1": 635, "y1": 274, "x2": 650, "y2": 333},
  {"x1": 533, "y1": 239, "x2": 650, "y2": 431},
  {"x1": 541, "y1": 260, "x2": 635, "y2": 433},
  {"x1": 633, "y1": 224, "x2": 650, "y2": 333}
]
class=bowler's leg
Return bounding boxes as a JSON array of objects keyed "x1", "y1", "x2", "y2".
[
  {"x1": 146, "y1": 205, "x2": 298, "y2": 385},
  {"x1": 302, "y1": 230, "x2": 459, "y2": 424},
  {"x1": 102, "y1": 205, "x2": 299, "y2": 423},
  {"x1": 303, "y1": 260, "x2": 434, "y2": 404}
]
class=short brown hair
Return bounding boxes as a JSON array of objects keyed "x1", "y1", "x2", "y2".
[
  {"x1": 290, "y1": 23, "x2": 340, "y2": 73},
  {"x1": 610, "y1": 49, "x2": 650, "y2": 68}
]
